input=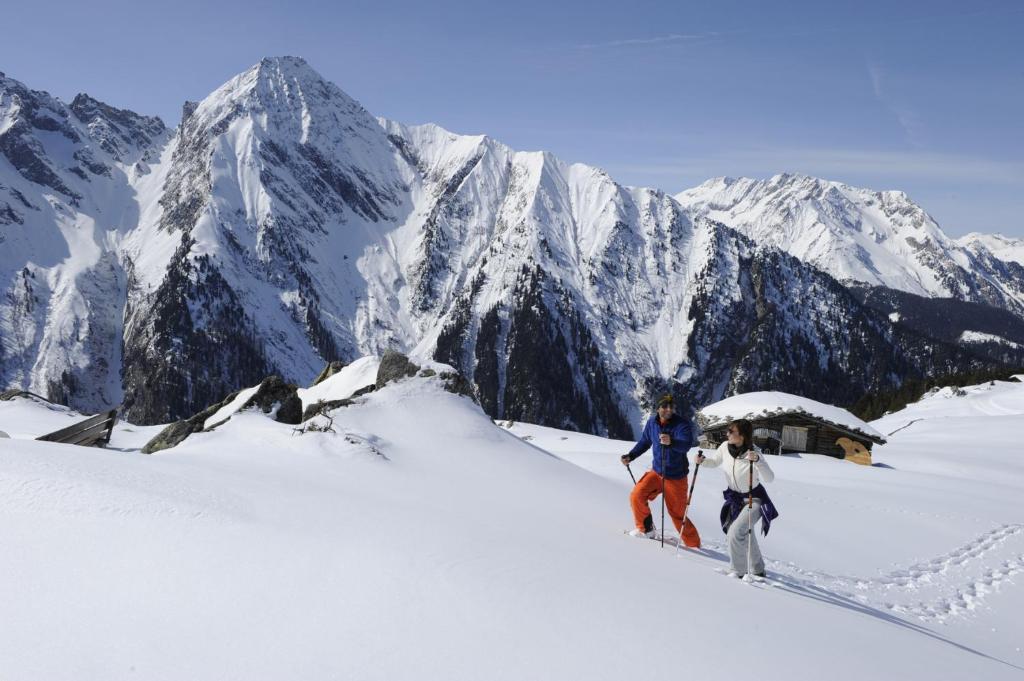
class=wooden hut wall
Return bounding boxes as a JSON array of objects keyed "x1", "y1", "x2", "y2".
[{"x1": 701, "y1": 413, "x2": 876, "y2": 458}]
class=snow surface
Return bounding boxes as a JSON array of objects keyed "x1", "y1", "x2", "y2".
[
  {"x1": 295, "y1": 355, "x2": 381, "y2": 411},
  {"x1": 203, "y1": 385, "x2": 261, "y2": 430},
  {"x1": 959, "y1": 330, "x2": 1023, "y2": 349},
  {"x1": 2, "y1": 377, "x2": 1023, "y2": 679},
  {"x1": 0, "y1": 394, "x2": 163, "y2": 446},
  {"x1": 697, "y1": 390, "x2": 884, "y2": 440},
  {"x1": 0, "y1": 394, "x2": 84, "y2": 439}
]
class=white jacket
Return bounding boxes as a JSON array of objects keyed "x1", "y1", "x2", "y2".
[{"x1": 700, "y1": 442, "x2": 775, "y2": 493}]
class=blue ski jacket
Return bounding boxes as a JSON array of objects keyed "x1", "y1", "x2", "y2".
[{"x1": 626, "y1": 413, "x2": 694, "y2": 479}]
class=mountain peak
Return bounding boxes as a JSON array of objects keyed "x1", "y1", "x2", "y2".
[
  {"x1": 194, "y1": 56, "x2": 367, "y2": 127},
  {"x1": 257, "y1": 55, "x2": 312, "y2": 73},
  {"x1": 69, "y1": 93, "x2": 166, "y2": 162},
  {"x1": 248, "y1": 55, "x2": 334, "y2": 91}
]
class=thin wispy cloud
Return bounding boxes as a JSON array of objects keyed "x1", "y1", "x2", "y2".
[
  {"x1": 867, "y1": 62, "x2": 885, "y2": 99},
  {"x1": 574, "y1": 7, "x2": 1024, "y2": 54},
  {"x1": 574, "y1": 32, "x2": 721, "y2": 50},
  {"x1": 867, "y1": 60, "x2": 927, "y2": 148}
]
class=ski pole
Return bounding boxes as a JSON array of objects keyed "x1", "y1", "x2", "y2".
[
  {"x1": 675, "y1": 456, "x2": 702, "y2": 556},
  {"x1": 626, "y1": 462, "x2": 637, "y2": 485},
  {"x1": 747, "y1": 454, "x2": 754, "y2": 577},
  {"x1": 660, "y1": 471, "x2": 666, "y2": 548}
]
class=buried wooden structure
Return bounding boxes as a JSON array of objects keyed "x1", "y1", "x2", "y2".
[
  {"x1": 697, "y1": 400, "x2": 886, "y2": 466},
  {"x1": 35, "y1": 409, "x2": 119, "y2": 447},
  {"x1": 1, "y1": 390, "x2": 118, "y2": 447}
]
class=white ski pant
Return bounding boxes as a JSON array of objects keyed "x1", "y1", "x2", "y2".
[{"x1": 727, "y1": 500, "x2": 764, "y2": 575}]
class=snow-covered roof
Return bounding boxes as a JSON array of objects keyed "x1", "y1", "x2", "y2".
[{"x1": 697, "y1": 391, "x2": 885, "y2": 443}]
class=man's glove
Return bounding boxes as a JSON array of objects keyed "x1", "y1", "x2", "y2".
[{"x1": 620, "y1": 454, "x2": 634, "y2": 466}]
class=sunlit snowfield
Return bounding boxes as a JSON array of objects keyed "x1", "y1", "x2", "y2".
[{"x1": 1, "y1": 366, "x2": 1022, "y2": 680}]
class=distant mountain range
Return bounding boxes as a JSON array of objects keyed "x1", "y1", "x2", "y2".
[
  {"x1": 2, "y1": 57, "x2": 1021, "y2": 434},
  {"x1": 675, "y1": 175, "x2": 1024, "y2": 315}
]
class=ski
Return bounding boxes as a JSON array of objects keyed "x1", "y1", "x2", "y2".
[{"x1": 622, "y1": 530, "x2": 704, "y2": 553}]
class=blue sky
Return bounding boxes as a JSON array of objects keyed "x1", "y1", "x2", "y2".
[{"x1": 2, "y1": 0, "x2": 1021, "y2": 236}]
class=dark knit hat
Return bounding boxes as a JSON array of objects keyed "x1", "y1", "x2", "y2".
[{"x1": 657, "y1": 393, "x2": 675, "y2": 407}]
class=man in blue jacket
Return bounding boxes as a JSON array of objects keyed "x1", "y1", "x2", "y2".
[{"x1": 620, "y1": 394, "x2": 702, "y2": 547}]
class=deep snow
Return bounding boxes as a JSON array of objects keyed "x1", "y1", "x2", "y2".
[{"x1": 1, "y1": 373, "x2": 1022, "y2": 680}]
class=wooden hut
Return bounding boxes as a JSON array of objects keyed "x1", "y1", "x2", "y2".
[
  {"x1": 1, "y1": 390, "x2": 118, "y2": 447},
  {"x1": 696, "y1": 391, "x2": 885, "y2": 465}
]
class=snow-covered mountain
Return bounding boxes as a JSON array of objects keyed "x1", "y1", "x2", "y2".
[
  {"x1": 675, "y1": 175, "x2": 1024, "y2": 316},
  {"x1": 0, "y1": 69, "x2": 169, "y2": 412},
  {"x1": 957, "y1": 232, "x2": 1024, "y2": 267},
  {"x1": 0, "y1": 59, "x2": 1017, "y2": 433}
]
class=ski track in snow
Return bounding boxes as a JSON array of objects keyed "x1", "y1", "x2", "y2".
[{"x1": 658, "y1": 524, "x2": 1024, "y2": 624}]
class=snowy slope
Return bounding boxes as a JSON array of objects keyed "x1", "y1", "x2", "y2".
[
  {"x1": 2, "y1": 374, "x2": 1023, "y2": 679},
  {"x1": 0, "y1": 393, "x2": 164, "y2": 447},
  {"x1": 959, "y1": 330, "x2": 1024, "y2": 350},
  {"x1": 0, "y1": 393, "x2": 91, "y2": 439},
  {"x1": 509, "y1": 378, "x2": 1024, "y2": 670},
  {"x1": 296, "y1": 355, "x2": 380, "y2": 410},
  {"x1": 675, "y1": 174, "x2": 1024, "y2": 316}
]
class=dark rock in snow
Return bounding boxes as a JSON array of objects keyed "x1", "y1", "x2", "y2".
[
  {"x1": 142, "y1": 374, "x2": 302, "y2": 452},
  {"x1": 245, "y1": 375, "x2": 302, "y2": 424},
  {"x1": 350, "y1": 384, "x2": 377, "y2": 398},
  {"x1": 438, "y1": 369, "x2": 477, "y2": 402},
  {"x1": 141, "y1": 392, "x2": 241, "y2": 454},
  {"x1": 375, "y1": 350, "x2": 420, "y2": 389},
  {"x1": 301, "y1": 398, "x2": 355, "y2": 422}
]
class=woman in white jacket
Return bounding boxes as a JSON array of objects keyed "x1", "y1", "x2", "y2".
[{"x1": 697, "y1": 419, "x2": 777, "y2": 578}]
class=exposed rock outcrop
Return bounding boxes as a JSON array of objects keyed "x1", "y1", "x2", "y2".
[
  {"x1": 141, "y1": 375, "x2": 302, "y2": 453},
  {"x1": 375, "y1": 350, "x2": 420, "y2": 389}
]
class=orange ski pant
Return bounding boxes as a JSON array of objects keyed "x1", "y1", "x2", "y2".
[{"x1": 630, "y1": 470, "x2": 701, "y2": 548}]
